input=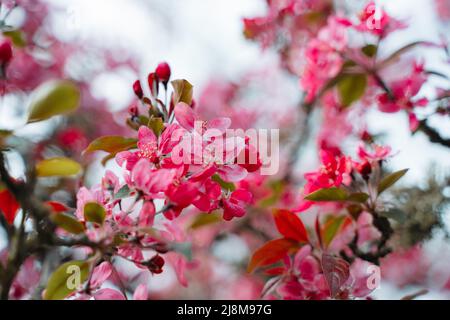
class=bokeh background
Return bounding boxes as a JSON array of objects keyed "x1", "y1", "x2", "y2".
[{"x1": 0, "y1": 0, "x2": 449, "y2": 299}]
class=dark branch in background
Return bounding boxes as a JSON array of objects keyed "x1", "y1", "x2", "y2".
[
  {"x1": 417, "y1": 120, "x2": 450, "y2": 148},
  {"x1": 341, "y1": 214, "x2": 394, "y2": 265},
  {"x1": 282, "y1": 102, "x2": 313, "y2": 183}
]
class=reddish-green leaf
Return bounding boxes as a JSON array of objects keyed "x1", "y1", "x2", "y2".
[
  {"x1": 171, "y1": 79, "x2": 193, "y2": 105},
  {"x1": 51, "y1": 213, "x2": 85, "y2": 234},
  {"x1": 0, "y1": 189, "x2": 20, "y2": 224},
  {"x1": 305, "y1": 187, "x2": 348, "y2": 202},
  {"x1": 321, "y1": 215, "x2": 352, "y2": 248},
  {"x1": 322, "y1": 253, "x2": 350, "y2": 298},
  {"x1": 84, "y1": 202, "x2": 106, "y2": 225},
  {"x1": 247, "y1": 238, "x2": 297, "y2": 273},
  {"x1": 273, "y1": 209, "x2": 308, "y2": 243},
  {"x1": 377, "y1": 169, "x2": 409, "y2": 195},
  {"x1": 83, "y1": 136, "x2": 137, "y2": 155}
]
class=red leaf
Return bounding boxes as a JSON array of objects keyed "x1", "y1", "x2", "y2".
[
  {"x1": 247, "y1": 238, "x2": 297, "y2": 273},
  {"x1": 273, "y1": 209, "x2": 309, "y2": 243},
  {"x1": 0, "y1": 189, "x2": 20, "y2": 224},
  {"x1": 45, "y1": 201, "x2": 69, "y2": 213},
  {"x1": 321, "y1": 253, "x2": 350, "y2": 298},
  {"x1": 264, "y1": 267, "x2": 286, "y2": 276},
  {"x1": 315, "y1": 214, "x2": 323, "y2": 249}
]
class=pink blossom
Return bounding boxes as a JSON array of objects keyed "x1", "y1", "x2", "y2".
[
  {"x1": 222, "y1": 189, "x2": 253, "y2": 221},
  {"x1": 90, "y1": 262, "x2": 113, "y2": 289},
  {"x1": 116, "y1": 125, "x2": 184, "y2": 171}
]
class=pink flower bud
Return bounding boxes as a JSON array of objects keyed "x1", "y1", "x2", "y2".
[
  {"x1": 133, "y1": 80, "x2": 143, "y2": 99},
  {"x1": 155, "y1": 62, "x2": 171, "y2": 83},
  {"x1": 0, "y1": 41, "x2": 13, "y2": 65}
]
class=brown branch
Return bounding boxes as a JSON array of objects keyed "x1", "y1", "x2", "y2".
[
  {"x1": 0, "y1": 151, "x2": 105, "y2": 299},
  {"x1": 417, "y1": 120, "x2": 450, "y2": 148},
  {"x1": 342, "y1": 214, "x2": 393, "y2": 265}
]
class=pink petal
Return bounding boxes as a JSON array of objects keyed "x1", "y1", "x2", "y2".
[
  {"x1": 138, "y1": 201, "x2": 156, "y2": 227},
  {"x1": 138, "y1": 126, "x2": 157, "y2": 146},
  {"x1": 175, "y1": 102, "x2": 196, "y2": 131},
  {"x1": 90, "y1": 262, "x2": 113, "y2": 289},
  {"x1": 217, "y1": 164, "x2": 247, "y2": 182},
  {"x1": 207, "y1": 117, "x2": 231, "y2": 132},
  {"x1": 133, "y1": 284, "x2": 148, "y2": 300},
  {"x1": 94, "y1": 288, "x2": 126, "y2": 300}
]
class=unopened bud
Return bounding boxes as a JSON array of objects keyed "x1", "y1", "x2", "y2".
[
  {"x1": 133, "y1": 80, "x2": 144, "y2": 99},
  {"x1": 155, "y1": 62, "x2": 171, "y2": 83}
]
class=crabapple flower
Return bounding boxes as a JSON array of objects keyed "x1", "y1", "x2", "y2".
[
  {"x1": 356, "y1": 1, "x2": 405, "y2": 37},
  {"x1": 377, "y1": 63, "x2": 428, "y2": 131},
  {"x1": 222, "y1": 189, "x2": 253, "y2": 221},
  {"x1": 174, "y1": 102, "x2": 231, "y2": 138},
  {"x1": 116, "y1": 125, "x2": 184, "y2": 171}
]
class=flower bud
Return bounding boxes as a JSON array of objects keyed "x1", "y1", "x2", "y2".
[
  {"x1": 357, "y1": 160, "x2": 372, "y2": 178},
  {"x1": 128, "y1": 104, "x2": 139, "y2": 117},
  {"x1": 152, "y1": 242, "x2": 169, "y2": 254},
  {"x1": 0, "y1": 40, "x2": 13, "y2": 65},
  {"x1": 147, "y1": 72, "x2": 159, "y2": 97},
  {"x1": 146, "y1": 254, "x2": 165, "y2": 274},
  {"x1": 133, "y1": 80, "x2": 143, "y2": 99},
  {"x1": 155, "y1": 62, "x2": 171, "y2": 83}
]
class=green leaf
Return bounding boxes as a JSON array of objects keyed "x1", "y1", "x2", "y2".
[
  {"x1": 171, "y1": 79, "x2": 193, "y2": 105},
  {"x1": 83, "y1": 202, "x2": 106, "y2": 225},
  {"x1": 337, "y1": 74, "x2": 367, "y2": 107},
  {"x1": 3, "y1": 30, "x2": 26, "y2": 47},
  {"x1": 211, "y1": 174, "x2": 236, "y2": 192},
  {"x1": 322, "y1": 215, "x2": 349, "y2": 247},
  {"x1": 380, "y1": 208, "x2": 407, "y2": 223},
  {"x1": 27, "y1": 80, "x2": 80, "y2": 123},
  {"x1": 361, "y1": 44, "x2": 378, "y2": 57},
  {"x1": 36, "y1": 157, "x2": 82, "y2": 177},
  {"x1": 44, "y1": 260, "x2": 90, "y2": 300},
  {"x1": 83, "y1": 136, "x2": 137, "y2": 154},
  {"x1": 148, "y1": 117, "x2": 165, "y2": 137},
  {"x1": 305, "y1": 187, "x2": 348, "y2": 202},
  {"x1": 347, "y1": 192, "x2": 370, "y2": 203},
  {"x1": 190, "y1": 212, "x2": 222, "y2": 229},
  {"x1": 377, "y1": 169, "x2": 409, "y2": 195},
  {"x1": 51, "y1": 213, "x2": 85, "y2": 234},
  {"x1": 259, "y1": 180, "x2": 284, "y2": 208}
]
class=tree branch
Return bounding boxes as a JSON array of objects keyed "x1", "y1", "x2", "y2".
[{"x1": 417, "y1": 120, "x2": 450, "y2": 148}]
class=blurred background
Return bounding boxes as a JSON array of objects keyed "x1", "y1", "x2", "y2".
[{"x1": 0, "y1": 0, "x2": 449, "y2": 299}]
